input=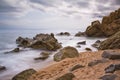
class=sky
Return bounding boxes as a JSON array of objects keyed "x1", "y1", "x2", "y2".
[{"x1": 0, "y1": 0, "x2": 120, "y2": 30}]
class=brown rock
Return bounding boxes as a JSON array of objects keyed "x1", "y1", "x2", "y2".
[
  {"x1": 0, "y1": 65, "x2": 6, "y2": 71},
  {"x1": 70, "y1": 64, "x2": 84, "y2": 71},
  {"x1": 85, "y1": 48, "x2": 92, "y2": 51},
  {"x1": 75, "y1": 32, "x2": 85, "y2": 37},
  {"x1": 54, "y1": 46, "x2": 79, "y2": 62},
  {"x1": 57, "y1": 32, "x2": 70, "y2": 36},
  {"x1": 56, "y1": 73, "x2": 75, "y2": 80},
  {"x1": 77, "y1": 41, "x2": 86, "y2": 45},
  {"x1": 99, "y1": 31, "x2": 120, "y2": 50},
  {"x1": 12, "y1": 69, "x2": 36, "y2": 80}
]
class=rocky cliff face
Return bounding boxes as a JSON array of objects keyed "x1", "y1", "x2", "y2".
[{"x1": 85, "y1": 8, "x2": 120, "y2": 37}]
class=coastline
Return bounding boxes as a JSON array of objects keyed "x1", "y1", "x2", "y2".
[{"x1": 28, "y1": 50, "x2": 120, "y2": 80}]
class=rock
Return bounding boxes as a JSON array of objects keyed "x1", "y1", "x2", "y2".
[
  {"x1": 92, "y1": 40, "x2": 101, "y2": 49},
  {"x1": 105, "y1": 64, "x2": 120, "y2": 73},
  {"x1": 34, "y1": 55, "x2": 49, "y2": 60},
  {"x1": 88, "y1": 59, "x2": 108, "y2": 67},
  {"x1": 75, "y1": 32, "x2": 85, "y2": 37},
  {"x1": 76, "y1": 45, "x2": 81, "y2": 48},
  {"x1": 12, "y1": 48, "x2": 20, "y2": 52},
  {"x1": 16, "y1": 37, "x2": 32, "y2": 47},
  {"x1": 57, "y1": 32, "x2": 70, "y2": 36},
  {"x1": 102, "y1": 51, "x2": 120, "y2": 60},
  {"x1": 16, "y1": 33, "x2": 62, "y2": 51},
  {"x1": 99, "y1": 31, "x2": 120, "y2": 50},
  {"x1": 70, "y1": 64, "x2": 84, "y2": 71},
  {"x1": 77, "y1": 41, "x2": 86, "y2": 45},
  {"x1": 12, "y1": 68, "x2": 36, "y2": 80},
  {"x1": 85, "y1": 8, "x2": 120, "y2": 37},
  {"x1": 40, "y1": 52, "x2": 51, "y2": 56},
  {"x1": 54, "y1": 46, "x2": 79, "y2": 62},
  {"x1": 85, "y1": 20, "x2": 104, "y2": 37},
  {"x1": 99, "y1": 74, "x2": 117, "y2": 80},
  {"x1": 0, "y1": 65, "x2": 6, "y2": 71},
  {"x1": 56, "y1": 73, "x2": 75, "y2": 80},
  {"x1": 85, "y1": 48, "x2": 92, "y2": 51}
]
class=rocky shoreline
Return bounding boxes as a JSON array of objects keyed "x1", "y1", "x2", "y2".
[{"x1": 0, "y1": 8, "x2": 120, "y2": 80}]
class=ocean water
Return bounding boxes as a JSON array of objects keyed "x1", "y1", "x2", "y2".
[{"x1": 0, "y1": 29, "x2": 105, "y2": 80}]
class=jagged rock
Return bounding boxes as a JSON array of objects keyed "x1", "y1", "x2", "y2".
[
  {"x1": 99, "y1": 31, "x2": 120, "y2": 50},
  {"x1": 92, "y1": 40, "x2": 101, "y2": 49},
  {"x1": 54, "y1": 46, "x2": 79, "y2": 62},
  {"x1": 105, "y1": 64, "x2": 120, "y2": 73},
  {"x1": 102, "y1": 51, "x2": 120, "y2": 60},
  {"x1": 88, "y1": 59, "x2": 108, "y2": 67},
  {"x1": 85, "y1": 20, "x2": 104, "y2": 37},
  {"x1": 70, "y1": 64, "x2": 84, "y2": 71},
  {"x1": 16, "y1": 33, "x2": 61, "y2": 51},
  {"x1": 85, "y1": 48, "x2": 92, "y2": 51},
  {"x1": 16, "y1": 37, "x2": 32, "y2": 47},
  {"x1": 0, "y1": 65, "x2": 6, "y2": 71},
  {"x1": 56, "y1": 73, "x2": 75, "y2": 80},
  {"x1": 77, "y1": 41, "x2": 86, "y2": 45},
  {"x1": 75, "y1": 32, "x2": 85, "y2": 37},
  {"x1": 12, "y1": 68, "x2": 36, "y2": 80},
  {"x1": 85, "y1": 8, "x2": 120, "y2": 37},
  {"x1": 57, "y1": 32, "x2": 70, "y2": 36},
  {"x1": 99, "y1": 74, "x2": 117, "y2": 80}
]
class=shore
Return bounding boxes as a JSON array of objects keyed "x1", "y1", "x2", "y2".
[{"x1": 28, "y1": 50, "x2": 120, "y2": 80}]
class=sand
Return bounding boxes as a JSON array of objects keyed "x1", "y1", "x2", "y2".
[{"x1": 28, "y1": 50, "x2": 120, "y2": 80}]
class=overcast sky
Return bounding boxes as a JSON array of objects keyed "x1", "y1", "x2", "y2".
[{"x1": 0, "y1": 0, "x2": 120, "y2": 30}]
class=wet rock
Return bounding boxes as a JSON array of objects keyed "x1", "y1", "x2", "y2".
[
  {"x1": 99, "y1": 74, "x2": 117, "y2": 80},
  {"x1": 77, "y1": 41, "x2": 86, "y2": 45},
  {"x1": 12, "y1": 48, "x2": 20, "y2": 52},
  {"x1": 105, "y1": 64, "x2": 120, "y2": 73},
  {"x1": 54, "y1": 46, "x2": 79, "y2": 62},
  {"x1": 88, "y1": 59, "x2": 108, "y2": 67},
  {"x1": 75, "y1": 32, "x2": 85, "y2": 37},
  {"x1": 16, "y1": 37, "x2": 32, "y2": 47},
  {"x1": 16, "y1": 33, "x2": 62, "y2": 51},
  {"x1": 70, "y1": 64, "x2": 84, "y2": 71},
  {"x1": 102, "y1": 51, "x2": 120, "y2": 60},
  {"x1": 40, "y1": 52, "x2": 51, "y2": 56},
  {"x1": 57, "y1": 32, "x2": 70, "y2": 36},
  {"x1": 0, "y1": 65, "x2": 6, "y2": 71},
  {"x1": 99, "y1": 31, "x2": 120, "y2": 50},
  {"x1": 85, "y1": 20, "x2": 104, "y2": 37},
  {"x1": 56, "y1": 73, "x2": 75, "y2": 80},
  {"x1": 92, "y1": 40, "x2": 101, "y2": 49},
  {"x1": 12, "y1": 68, "x2": 36, "y2": 80},
  {"x1": 76, "y1": 45, "x2": 81, "y2": 48},
  {"x1": 34, "y1": 55, "x2": 49, "y2": 60},
  {"x1": 85, "y1": 48, "x2": 92, "y2": 51}
]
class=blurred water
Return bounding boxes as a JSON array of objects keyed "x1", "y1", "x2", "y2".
[{"x1": 0, "y1": 29, "x2": 105, "y2": 80}]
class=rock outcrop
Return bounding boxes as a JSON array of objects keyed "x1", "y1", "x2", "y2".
[
  {"x1": 57, "y1": 32, "x2": 70, "y2": 36},
  {"x1": 85, "y1": 8, "x2": 120, "y2": 37},
  {"x1": 16, "y1": 33, "x2": 61, "y2": 51},
  {"x1": 12, "y1": 69, "x2": 36, "y2": 80},
  {"x1": 54, "y1": 46, "x2": 79, "y2": 62},
  {"x1": 99, "y1": 31, "x2": 120, "y2": 50}
]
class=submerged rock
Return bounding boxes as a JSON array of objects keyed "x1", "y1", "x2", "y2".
[
  {"x1": 57, "y1": 32, "x2": 70, "y2": 36},
  {"x1": 54, "y1": 46, "x2": 79, "y2": 62},
  {"x1": 75, "y1": 32, "x2": 85, "y2": 37},
  {"x1": 0, "y1": 65, "x2": 6, "y2": 71},
  {"x1": 16, "y1": 33, "x2": 61, "y2": 51},
  {"x1": 99, "y1": 31, "x2": 120, "y2": 50},
  {"x1": 12, "y1": 68, "x2": 37, "y2": 80},
  {"x1": 77, "y1": 41, "x2": 86, "y2": 45},
  {"x1": 56, "y1": 73, "x2": 75, "y2": 80}
]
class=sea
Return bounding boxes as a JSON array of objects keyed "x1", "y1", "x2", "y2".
[{"x1": 0, "y1": 28, "x2": 105, "y2": 80}]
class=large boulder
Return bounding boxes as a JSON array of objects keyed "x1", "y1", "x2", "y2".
[
  {"x1": 85, "y1": 8, "x2": 120, "y2": 37},
  {"x1": 85, "y1": 20, "x2": 104, "y2": 37},
  {"x1": 16, "y1": 33, "x2": 61, "y2": 51},
  {"x1": 99, "y1": 31, "x2": 120, "y2": 50},
  {"x1": 12, "y1": 69, "x2": 36, "y2": 80},
  {"x1": 54, "y1": 46, "x2": 79, "y2": 62}
]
